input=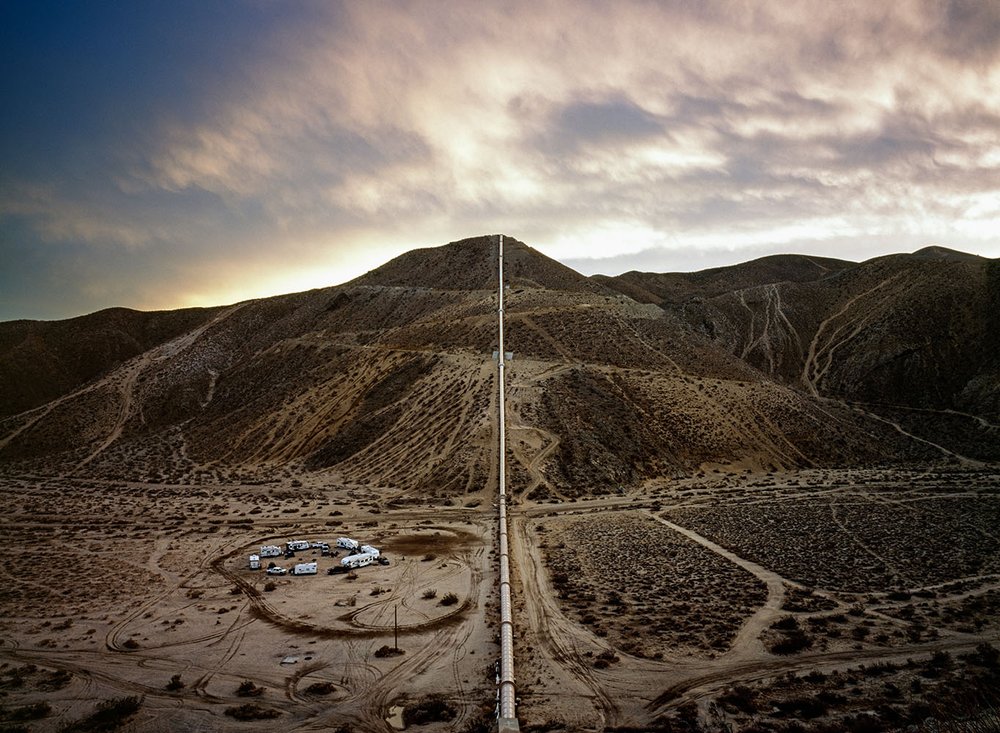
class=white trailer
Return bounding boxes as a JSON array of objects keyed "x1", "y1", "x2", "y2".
[
  {"x1": 292, "y1": 562, "x2": 318, "y2": 576},
  {"x1": 249, "y1": 554, "x2": 261, "y2": 570},
  {"x1": 337, "y1": 537, "x2": 360, "y2": 551},
  {"x1": 286, "y1": 540, "x2": 310, "y2": 552},
  {"x1": 360, "y1": 545, "x2": 380, "y2": 558},
  {"x1": 260, "y1": 545, "x2": 282, "y2": 558},
  {"x1": 341, "y1": 552, "x2": 375, "y2": 569}
]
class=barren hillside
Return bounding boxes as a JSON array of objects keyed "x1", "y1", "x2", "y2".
[{"x1": 0, "y1": 237, "x2": 996, "y2": 496}]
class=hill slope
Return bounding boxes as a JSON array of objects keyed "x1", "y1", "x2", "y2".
[{"x1": 1, "y1": 237, "x2": 996, "y2": 495}]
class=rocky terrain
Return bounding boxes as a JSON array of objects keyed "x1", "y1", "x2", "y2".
[{"x1": 1, "y1": 234, "x2": 998, "y2": 732}]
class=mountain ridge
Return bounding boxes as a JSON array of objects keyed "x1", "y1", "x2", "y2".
[{"x1": 1, "y1": 235, "x2": 997, "y2": 493}]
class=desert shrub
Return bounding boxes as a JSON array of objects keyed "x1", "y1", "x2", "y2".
[
  {"x1": 920, "y1": 651, "x2": 953, "y2": 678},
  {"x1": 121, "y1": 639, "x2": 140, "y2": 650},
  {"x1": 165, "y1": 674, "x2": 185, "y2": 691},
  {"x1": 374, "y1": 645, "x2": 404, "y2": 658},
  {"x1": 422, "y1": 553, "x2": 436, "y2": 562},
  {"x1": 967, "y1": 642, "x2": 1000, "y2": 668},
  {"x1": 304, "y1": 681, "x2": 336, "y2": 695},
  {"x1": 263, "y1": 581, "x2": 276, "y2": 592},
  {"x1": 593, "y1": 657, "x2": 611, "y2": 669},
  {"x1": 224, "y1": 704, "x2": 280, "y2": 720},
  {"x1": 236, "y1": 680, "x2": 264, "y2": 697},
  {"x1": 456, "y1": 704, "x2": 495, "y2": 733},
  {"x1": 402, "y1": 694, "x2": 456, "y2": 726},
  {"x1": 818, "y1": 690, "x2": 847, "y2": 706},
  {"x1": 718, "y1": 685, "x2": 757, "y2": 713},
  {"x1": 422, "y1": 589, "x2": 437, "y2": 599},
  {"x1": 772, "y1": 615, "x2": 800, "y2": 631},
  {"x1": 8, "y1": 701, "x2": 51, "y2": 721},
  {"x1": 860, "y1": 662, "x2": 895, "y2": 677},
  {"x1": 59, "y1": 696, "x2": 142, "y2": 732},
  {"x1": 769, "y1": 631, "x2": 813, "y2": 655},
  {"x1": 774, "y1": 696, "x2": 827, "y2": 718},
  {"x1": 38, "y1": 669, "x2": 73, "y2": 690},
  {"x1": 440, "y1": 592, "x2": 459, "y2": 606}
]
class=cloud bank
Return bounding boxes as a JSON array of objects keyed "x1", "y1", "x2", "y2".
[{"x1": 2, "y1": 0, "x2": 999, "y2": 319}]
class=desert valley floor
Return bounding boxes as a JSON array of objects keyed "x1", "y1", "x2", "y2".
[{"x1": 2, "y1": 464, "x2": 999, "y2": 732}]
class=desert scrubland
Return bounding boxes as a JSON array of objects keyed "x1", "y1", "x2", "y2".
[{"x1": 2, "y1": 237, "x2": 998, "y2": 731}]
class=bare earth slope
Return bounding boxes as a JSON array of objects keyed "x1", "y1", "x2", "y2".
[
  {"x1": 0, "y1": 306, "x2": 223, "y2": 418},
  {"x1": 2, "y1": 239, "x2": 996, "y2": 492},
  {"x1": 594, "y1": 253, "x2": 855, "y2": 305}
]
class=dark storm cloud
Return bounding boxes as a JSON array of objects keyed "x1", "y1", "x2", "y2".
[
  {"x1": 543, "y1": 97, "x2": 665, "y2": 152},
  {"x1": 938, "y1": 0, "x2": 1000, "y2": 62}
]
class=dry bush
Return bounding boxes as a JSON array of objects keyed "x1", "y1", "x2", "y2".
[
  {"x1": 224, "y1": 704, "x2": 280, "y2": 720},
  {"x1": 236, "y1": 680, "x2": 264, "y2": 697}
]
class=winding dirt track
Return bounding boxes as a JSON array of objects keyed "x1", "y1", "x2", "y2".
[
  {"x1": 849, "y1": 403, "x2": 986, "y2": 467},
  {"x1": 801, "y1": 275, "x2": 900, "y2": 396},
  {"x1": 651, "y1": 515, "x2": 789, "y2": 662}
]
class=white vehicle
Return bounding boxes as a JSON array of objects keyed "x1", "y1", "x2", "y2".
[
  {"x1": 360, "y1": 545, "x2": 380, "y2": 558},
  {"x1": 260, "y1": 545, "x2": 282, "y2": 558},
  {"x1": 286, "y1": 540, "x2": 310, "y2": 552},
  {"x1": 337, "y1": 537, "x2": 359, "y2": 551},
  {"x1": 266, "y1": 566, "x2": 287, "y2": 576},
  {"x1": 292, "y1": 562, "x2": 318, "y2": 576},
  {"x1": 310, "y1": 541, "x2": 329, "y2": 550},
  {"x1": 249, "y1": 554, "x2": 261, "y2": 570},
  {"x1": 340, "y1": 552, "x2": 376, "y2": 569}
]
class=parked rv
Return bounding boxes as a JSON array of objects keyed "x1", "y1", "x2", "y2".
[
  {"x1": 286, "y1": 540, "x2": 310, "y2": 552},
  {"x1": 260, "y1": 545, "x2": 282, "y2": 558},
  {"x1": 292, "y1": 562, "x2": 318, "y2": 576},
  {"x1": 249, "y1": 554, "x2": 261, "y2": 570},
  {"x1": 337, "y1": 537, "x2": 359, "y2": 551},
  {"x1": 341, "y1": 552, "x2": 376, "y2": 569},
  {"x1": 360, "y1": 545, "x2": 380, "y2": 558}
]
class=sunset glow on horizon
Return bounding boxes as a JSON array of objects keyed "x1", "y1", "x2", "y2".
[{"x1": 2, "y1": 1, "x2": 999, "y2": 320}]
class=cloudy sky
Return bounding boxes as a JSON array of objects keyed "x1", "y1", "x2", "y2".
[{"x1": 2, "y1": 1, "x2": 999, "y2": 320}]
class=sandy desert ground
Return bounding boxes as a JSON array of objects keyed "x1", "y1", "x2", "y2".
[{"x1": 2, "y1": 464, "x2": 998, "y2": 732}]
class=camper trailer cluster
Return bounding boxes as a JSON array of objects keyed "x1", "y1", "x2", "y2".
[
  {"x1": 247, "y1": 536, "x2": 386, "y2": 577},
  {"x1": 331, "y1": 537, "x2": 387, "y2": 573}
]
